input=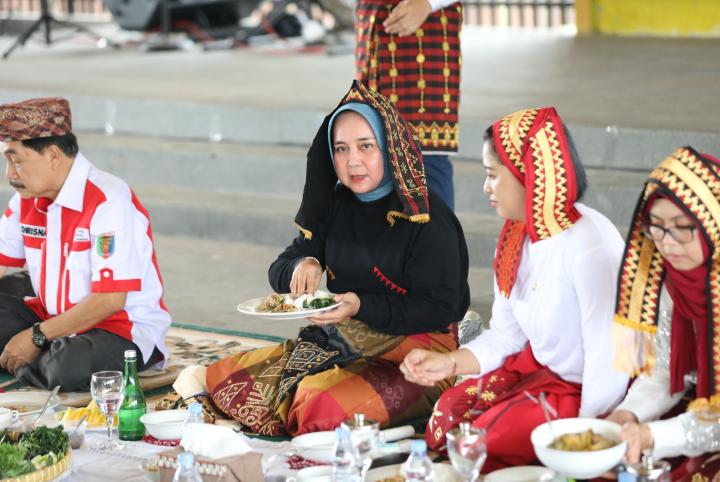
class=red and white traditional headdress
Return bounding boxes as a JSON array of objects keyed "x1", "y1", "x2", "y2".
[{"x1": 491, "y1": 107, "x2": 582, "y2": 298}]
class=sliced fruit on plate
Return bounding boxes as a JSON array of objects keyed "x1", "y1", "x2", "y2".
[{"x1": 59, "y1": 400, "x2": 117, "y2": 428}]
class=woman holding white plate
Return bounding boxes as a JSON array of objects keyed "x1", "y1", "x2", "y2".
[{"x1": 205, "y1": 81, "x2": 470, "y2": 436}]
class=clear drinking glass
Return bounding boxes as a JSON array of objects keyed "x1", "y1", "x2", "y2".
[
  {"x1": 90, "y1": 370, "x2": 125, "y2": 450},
  {"x1": 446, "y1": 422, "x2": 487, "y2": 482},
  {"x1": 341, "y1": 413, "x2": 379, "y2": 479}
]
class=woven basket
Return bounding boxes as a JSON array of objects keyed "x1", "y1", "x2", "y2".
[{"x1": 0, "y1": 449, "x2": 72, "y2": 482}]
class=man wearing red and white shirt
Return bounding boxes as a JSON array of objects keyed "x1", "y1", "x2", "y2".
[{"x1": 0, "y1": 97, "x2": 171, "y2": 391}]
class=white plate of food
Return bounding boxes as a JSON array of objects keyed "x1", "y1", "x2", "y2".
[
  {"x1": 57, "y1": 402, "x2": 118, "y2": 432},
  {"x1": 291, "y1": 430, "x2": 337, "y2": 463},
  {"x1": 365, "y1": 463, "x2": 462, "y2": 482},
  {"x1": 0, "y1": 391, "x2": 63, "y2": 417},
  {"x1": 485, "y1": 466, "x2": 559, "y2": 482},
  {"x1": 237, "y1": 291, "x2": 342, "y2": 320}
]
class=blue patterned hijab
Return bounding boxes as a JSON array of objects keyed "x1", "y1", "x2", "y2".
[{"x1": 328, "y1": 102, "x2": 393, "y2": 202}]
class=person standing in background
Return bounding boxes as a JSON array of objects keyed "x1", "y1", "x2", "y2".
[{"x1": 356, "y1": 0, "x2": 462, "y2": 209}]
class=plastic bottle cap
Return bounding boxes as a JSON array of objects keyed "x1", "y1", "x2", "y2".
[
  {"x1": 410, "y1": 440, "x2": 427, "y2": 453},
  {"x1": 188, "y1": 403, "x2": 203, "y2": 415},
  {"x1": 177, "y1": 452, "x2": 194, "y2": 468},
  {"x1": 124, "y1": 350, "x2": 137, "y2": 359}
]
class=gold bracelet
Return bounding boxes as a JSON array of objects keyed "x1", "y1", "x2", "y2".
[{"x1": 448, "y1": 352, "x2": 457, "y2": 377}]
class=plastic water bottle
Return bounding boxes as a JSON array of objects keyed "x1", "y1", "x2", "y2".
[
  {"x1": 332, "y1": 427, "x2": 361, "y2": 482},
  {"x1": 172, "y1": 451, "x2": 203, "y2": 482},
  {"x1": 182, "y1": 403, "x2": 204, "y2": 436},
  {"x1": 400, "y1": 440, "x2": 434, "y2": 482}
]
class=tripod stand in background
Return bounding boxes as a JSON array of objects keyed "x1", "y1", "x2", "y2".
[{"x1": 2, "y1": 0, "x2": 115, "y2": 59}]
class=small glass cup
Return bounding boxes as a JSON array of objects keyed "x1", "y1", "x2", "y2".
[
  {"x1": 139, "y1": 455, "x2": 160, "y2": 482},
  {"x1": 341, "y1": 413, "x2": 379, "y2": 479},
  {"x1": 446, "y1": 422, "x2": 487, "y2": 482},
  {"x1": 90, "y1": 370, "x2": 125, "y2": 450}
]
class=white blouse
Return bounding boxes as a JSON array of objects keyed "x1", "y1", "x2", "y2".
[
  {"x1": 427, "y1": 0, "x2": 459, "y2": 13},
  {"x1": 463, "y1": 204, "x2": 629, "y2": 417},
  {"x1": 615, "y1": 289, "x2": 702, "y2": 459}
]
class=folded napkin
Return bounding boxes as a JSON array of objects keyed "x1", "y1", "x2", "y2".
[
  {"x1": 180, "y1": 422, "x2": 255, "y2": 459},
  {"x1": 173, "y1": 365, "x2": 208, "y2": 398}
]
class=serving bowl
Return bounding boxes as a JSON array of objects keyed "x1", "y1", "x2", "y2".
[
  {"x1": 139, "y1": 409, "x2": 187, "y2": 440},
  {"x1": 287, "y1": 465, "x2": 333, "y2": 482},
  {"x1": 530, "y1": 417, "x2": 626, "y2": 480},
  {"x1": 291, "y1": 425, "x2": 415, "y2": 464},
  {"x1": 291, "y1": 431, "x2": 337, "y2": 463}
]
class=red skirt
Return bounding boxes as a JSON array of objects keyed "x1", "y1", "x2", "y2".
[
  {"x1": 672, "y1": 454, "x2": 720, "y2": 481},
  {"x1": 426, "y1": 345, "x2": 582, "y2": 473}
]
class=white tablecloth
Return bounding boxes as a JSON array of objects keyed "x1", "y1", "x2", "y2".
[{"x1": 64, "y1": 431, "x2": 303, "y2": 481}]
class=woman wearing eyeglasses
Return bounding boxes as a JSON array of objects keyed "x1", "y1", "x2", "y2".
[{"x1": 607, "y1": 146, "x2": 720, "y2": 466}]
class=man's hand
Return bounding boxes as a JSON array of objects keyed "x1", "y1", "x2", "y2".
[
  {"x1": 400, "y1": 348, "x2": 454, "y2": 386},
  {"x1": 307, "y1": 292, "x2": 360, "y2": 325},
  {"x1": 383, "y1": 0, "x2": 432, "y2": 36},
  {"x1": 620, "y1": 422, "x2": 654, "y2": 464},
  {"x1": 0, "y1": 328, "x2": 41, "y2": 374},
  {"x1": 290, "y1": 258, "x2": 323, "y2": 298}
]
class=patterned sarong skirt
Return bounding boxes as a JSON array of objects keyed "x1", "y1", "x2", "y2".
[{"x1": 206, "y1": 319, "x2": 457, "y2": 436}]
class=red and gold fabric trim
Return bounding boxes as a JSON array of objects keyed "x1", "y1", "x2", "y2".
[
  {"x1": 491, "y1": 107, "x2": 581, "y2": 297},
  {"x1": 613, "y1": 147, "x2": 720, "y2": 394},
  {"x1": 342, "y1": 81, "x2": 430, "y2": 222},
  {"x1": 355, "y1": 0, "x2": 462, "y2": 153}
]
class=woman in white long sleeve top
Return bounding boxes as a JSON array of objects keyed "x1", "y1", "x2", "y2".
[
  {"x1": 607, "y1": 147, "x2": 720, "y2": 465},
  {"x1": 400, "y1": 107, "x2": 629, "y2": 472}
]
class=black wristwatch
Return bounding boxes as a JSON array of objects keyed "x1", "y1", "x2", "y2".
[{"x1": 31, "y1": 322, "x2": 49, "y2": 349}]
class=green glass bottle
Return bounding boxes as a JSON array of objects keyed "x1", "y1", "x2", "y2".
[{"x1": 118, "y1": 349, "x2": 146, "y2": 441}]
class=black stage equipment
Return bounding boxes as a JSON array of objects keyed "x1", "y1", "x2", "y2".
[
  {"x1": 102, "y1": 0, "x2": 238, "y2": 36},
  {"x1": 2, "y1": 0, "x2": 114, "y2": 59}
]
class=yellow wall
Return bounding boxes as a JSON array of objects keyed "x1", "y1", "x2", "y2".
[{"x1": 576, "y1": 0, "x2": 720, "y2": 37}]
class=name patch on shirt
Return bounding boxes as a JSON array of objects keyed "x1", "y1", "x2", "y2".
[
  {"x1": 74, "y1": 228, "x2": 90, "y2": 242},
  {"x1": 20, "y1": 223, "x2": 46, "y2": 238}
]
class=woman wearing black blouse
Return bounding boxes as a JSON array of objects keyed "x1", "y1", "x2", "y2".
[{"x1": 206, "y1": 81, "x2": 470, "y2": 436}]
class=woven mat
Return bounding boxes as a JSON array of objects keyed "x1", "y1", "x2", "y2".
[{"x1": 0, "y1": 323, "x2": 282, "y2": 408}]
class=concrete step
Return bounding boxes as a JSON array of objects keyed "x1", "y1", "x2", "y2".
[
  {"x1": 1, "y1": 90, "x2": 717, "y2": 171},
  {"x1": 2, "y1": 26, "x2": 719, "y2": 172},
  {"x1": 79, "y1": 132, "x2": 648, "y2": 227},
  {"x1": 127, "y1": 186, "x2": 510, "y2": 271},
  {"x1": 453, "y1": 160, "x2": 647, "y2": 227},
  {"x1": 0, "y1": 183, "x2": 508, "y2": 270},
  {"x1": 80, "y1": 132, "x2": 308, "y2": 199}
]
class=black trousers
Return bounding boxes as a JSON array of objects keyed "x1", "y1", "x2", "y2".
[
  {"x1": 0, "y1": 293, "x2": 159, "y2": 392},
  {"x1": 0, "y1": 271, "x2": 35, "y2": 298}
]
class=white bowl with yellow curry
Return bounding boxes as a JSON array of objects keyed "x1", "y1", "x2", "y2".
[{"x1": 531, "y1": 417, "x2": 626, "y2": 479}]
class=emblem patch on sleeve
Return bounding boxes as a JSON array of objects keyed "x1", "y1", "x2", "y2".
[{"x1": 96, "y1": 233, "x2": 115, "y2": 259}]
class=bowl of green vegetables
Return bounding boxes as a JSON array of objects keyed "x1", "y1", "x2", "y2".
[{"x1": 0, "y1": 425, "x2": 71, "y2": 482}]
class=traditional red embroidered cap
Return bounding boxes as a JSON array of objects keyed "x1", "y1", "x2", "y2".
[{"x1": 0, "y1": 97, "x2": 72, "y2": 142}]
